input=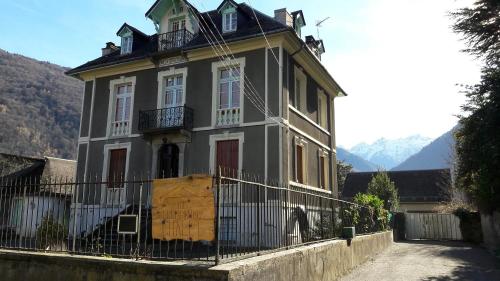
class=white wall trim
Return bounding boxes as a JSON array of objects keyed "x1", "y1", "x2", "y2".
[
  {"x1": 211, "y1": 57, "x2": 246, "y2": 127},
  {"x1": 106, "y1": 76, "x2": 137, "y2": 138},
  {"x1": 289, "y1": 181, "x2": 332, "y2": 194},
  {"x1": 84, "y1": 78, "x2": 96, "y2": 180},
  {"x1": 278, "y1": 43, "x2": 284, "y2": 183},
  {"x1": 191, "y1": 120, "x2": 271, "y2": 132},
  {"x1": 289, "y1": 105, "x2": 331, "y2": 136},
  {"x1": 156, "y1": 67, "x2": 188, "y2": 109},
  {"x1": 209, "y1": 132, "x2": 245, "y2": 174},
  {"x1": 289, "y1": 124, "x2": 333, "y2": 152}
]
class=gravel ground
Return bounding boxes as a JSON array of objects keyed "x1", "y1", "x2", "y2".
[{"x1": 340, "y1": 240, "x2": 500, "y2": 281}]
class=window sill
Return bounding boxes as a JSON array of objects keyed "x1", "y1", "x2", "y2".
[{"x1": 289, "y1": 181, "x2": 331, "y2": 194}]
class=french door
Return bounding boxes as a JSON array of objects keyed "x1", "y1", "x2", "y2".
[{"x1": 105, "y1": 148, "x2": 127, "y2": 206}]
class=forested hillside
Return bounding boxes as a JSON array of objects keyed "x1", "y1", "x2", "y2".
[{"x1": 0, "y1": 49, "x2": 83, "y2": 159}]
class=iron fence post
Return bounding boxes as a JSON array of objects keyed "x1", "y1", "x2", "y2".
[
  {"x1": 215, "y1": 167, "x2": 222, "y2": 265},
  {"x1": 136, "y1": 183, "x2": 143, "y2": 260},
  {"x1": 72, "y1": 183, "x2": 79, "y2": 253}
]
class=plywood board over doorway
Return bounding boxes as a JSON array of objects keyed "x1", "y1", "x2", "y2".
[{"x1": 152, "y1": 175, "x2": 215, "y2": 241}]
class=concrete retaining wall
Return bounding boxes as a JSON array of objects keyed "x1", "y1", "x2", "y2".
[
  {"x1": 481, "y1": 211, "x2": 500, "y2": 252},
  {"x1": 0, "y1": 231, "x2": 393, "y2": 281},
  {"x1": 218, "y1": 231, "x2": 393, "y2": 281}
]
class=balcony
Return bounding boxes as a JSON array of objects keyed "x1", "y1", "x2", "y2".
[
  {"x1": 138, "y1": 106, "x2": 193, "y2": 133},
  {"x1": 156, "y1": 29, "x2": 194, "y2": 52}
]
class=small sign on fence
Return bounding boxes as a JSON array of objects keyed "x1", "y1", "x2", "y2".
[{"x1": 152, "y1": 175, "x2": 215, "y2": 241}]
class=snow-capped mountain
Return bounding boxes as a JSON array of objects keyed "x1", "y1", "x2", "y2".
[{"x1": 349, "y1": 135, "x2": 433, "y2": 170}]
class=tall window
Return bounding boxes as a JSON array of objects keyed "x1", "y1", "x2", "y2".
[
  {"x1": 295, "y1": 139, "x2": 307, "y2": 184},
  {"x1": 222, "y1": 11, "x2": 237, "y2": 33},
  {"x1": 121, "y1": 36, "x2": 133, "y2": 55},
  {"x1": 219, "y1": 67, "x2": 240, "y2": 110},
  {"x1": 318, "y1": 151, "x2": 329, "y2": 189},
  {"x1": 112, "y1": 83, "x2": 132, "y2": 136},
  {"x1": 294, "y1": 78, "x2": 301, "y2": 109},
  {"x1": 294, "y1": 67, "x2": 306, "y2": 110},
  {"x1": 171, "y1": 19, "x2": 186, "y2": 31},
  {"x1": 164, "y1": 75, "x2": 183, "y2": 108}
]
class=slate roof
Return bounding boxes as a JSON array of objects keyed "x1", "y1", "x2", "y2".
[
  {"x1": 341, "y1": 169, "x2": 452, "y2": 203},
  {"x1": 66, "y1": 2, "x2": 291, "y2": 76}
]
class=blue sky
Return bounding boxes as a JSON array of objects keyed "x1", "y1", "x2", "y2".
[{"x1": 0, "y1": 0, "x2": 481, "y2": 147}]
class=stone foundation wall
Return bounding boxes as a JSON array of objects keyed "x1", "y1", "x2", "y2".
[{"x1": 0, "y1": 231, "x2": 393, "y2": 281}]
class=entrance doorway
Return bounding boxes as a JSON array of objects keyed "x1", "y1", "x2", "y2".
[{"x1": 158, "y1": 144, "x2": 179, "y2": 178}]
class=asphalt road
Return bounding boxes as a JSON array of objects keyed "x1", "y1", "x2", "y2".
[{"x1": 340, "y1": 240, "x2": 500, "y2": 281}]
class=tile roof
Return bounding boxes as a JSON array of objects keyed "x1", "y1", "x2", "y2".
[
  {"x1": 66, "y1": 2, "x2": 291, "y2": 76},
  {"x1": 341, "y1": 169, "x2": 452, "y2": 203}
]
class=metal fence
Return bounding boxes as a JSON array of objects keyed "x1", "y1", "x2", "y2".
[{"x1": 0, "y1": 171, "x2": 381, "y2": 264}]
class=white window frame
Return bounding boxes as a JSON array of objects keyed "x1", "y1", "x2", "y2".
[
  {"x1": 211, "y1": 58, "x2": 245, "y2": 127},
  {"x1": 209, "y1": 132, "x2": 244, "y2": 174},
  {"x1": 117, "y1": 214, "x2": 138, "y2": 234},
  {"x1": 107, "y1": 76, "x2": 136, "y2": 138},
  {"x1": 121, "y1": 35, "x2": 133, "y2": 55},
  {"x1": 318, "y1": 89, "x2": 328, "y2": 129},
  {"x1": 294, "y1": 136, "x2": 308, "y2": 184},
  {"x1": 294, "y1": 66, "x2": 307, "y2": 111},
  {"x1": 101, "y1": 142, "x2": 131, "y2": 205},
  {"x1": 318, "y1": 149, "x2": 329, "y2": 190},
  {"x1": 222, "y1": 8, "x2": 237, "y2": 33},
  {"x1": 157, "y1": 67, "x2": 188, "y2": 109}
]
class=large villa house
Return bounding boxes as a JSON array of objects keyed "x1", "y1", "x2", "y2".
[{"x1": 67, "y1": 0, "x2": 346, "y2": 205}]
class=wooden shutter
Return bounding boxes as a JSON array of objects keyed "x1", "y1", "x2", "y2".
[
  {"x1": 296, "y1": 145, "x2": 303, "y2": 183},
  {"x1": 320, "y1": 156, "x2": 325, "y2": 188},
  {"x1": 108, "y1": 148, "x2": 127, "y2": 188},
  {"x1": 216, "y1": 140, "x2": 239, "y2": 176}
]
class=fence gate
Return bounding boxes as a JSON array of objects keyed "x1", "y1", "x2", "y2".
[{"x1": 405, "y1": 213, "x2": 463, "y2": 240}]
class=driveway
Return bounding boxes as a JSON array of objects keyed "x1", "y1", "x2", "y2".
[{"x1": 340, "y1": 240, "x2": 500, "y2": 281}]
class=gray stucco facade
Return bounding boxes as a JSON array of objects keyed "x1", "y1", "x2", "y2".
[{"x1": 76, "y1": 45, "x2": 339, "y2": 197}]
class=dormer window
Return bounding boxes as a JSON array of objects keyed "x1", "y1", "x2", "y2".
[
  {"x1": 222, "y1": 10, "x2": 237, "y2": 33},
  {"x1": 121, "y1": 36, "x2": 133, "y2": 55}
]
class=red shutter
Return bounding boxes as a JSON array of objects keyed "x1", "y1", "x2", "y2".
[
  {"x1": 216, "y1": 140, "x2": 239, "y2": 176},
  {"x1": 108, "y1": 149, "x2": 127, "y2": 188}
]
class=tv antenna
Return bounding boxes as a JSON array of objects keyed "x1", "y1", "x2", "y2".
[{"x1": 315, "y1": 17, "x2": 331, "y2": 39}]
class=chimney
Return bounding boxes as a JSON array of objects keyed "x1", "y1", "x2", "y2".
[
  {"x1": 274, "y1": 8, "x2": 293, "y2": 27},
  {"x1": 101, "y1": 42, "x2": 118, "y2": 56}
]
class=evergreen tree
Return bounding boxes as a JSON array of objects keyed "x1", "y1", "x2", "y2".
[
  {"x1": 367, "y1": 171, "x2": 399, "y2": 211},
  {"x1": 451, "y1": 0, "x2": 500, "y2": 213}
]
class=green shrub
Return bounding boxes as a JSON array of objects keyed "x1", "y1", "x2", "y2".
[{"x1": 343, "y1": 193, "x2": 389, "y2": 233}]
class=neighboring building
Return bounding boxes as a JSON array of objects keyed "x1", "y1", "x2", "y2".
[
  {"x1": 66, "y1": 0, "x2": 346, "y2": 204},
  {"x1": 341, "y1": 169, "x2": 452, "y2": 213},
  {"x1": 0, "y1": 154, "x2": 76, "y2": 238}
]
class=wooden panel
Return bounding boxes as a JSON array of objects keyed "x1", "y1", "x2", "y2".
[
  {"x1": 152, "y1": 175, "x2": 215, "y2": 241},
  {"x1": 108, "y1": 149, "x2": 126, "y2": 188}
]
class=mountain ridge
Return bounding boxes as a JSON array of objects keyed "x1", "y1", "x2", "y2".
[
  {"x1": 392, "y1": 127, "x2": 456, "y2": 171},
  {"x1": 349, "y1": 135, "x2": 432, "y2": 170}
]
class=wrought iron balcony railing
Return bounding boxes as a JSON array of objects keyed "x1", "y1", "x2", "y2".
[
  {"x1": 156, "y1": 29, "x2": 194, "y2": 52},
  {"x1": 138, "y1": 106, "x2": 193, "y2": 133}
]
